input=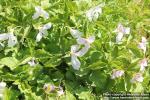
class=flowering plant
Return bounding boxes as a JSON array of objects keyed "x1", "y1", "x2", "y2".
[{"x1": 0, "y1": 0, "x2": 149, "y2": 99}]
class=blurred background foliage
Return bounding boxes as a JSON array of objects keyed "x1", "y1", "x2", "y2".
[{"x1": 0, "y1": 0, "x2": 150, "y2": 99}]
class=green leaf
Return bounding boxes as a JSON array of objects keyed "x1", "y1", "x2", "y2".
[
  {"x1": 89, "y1": 70, "x2": 108, "y2": 90},
  {"x1": 65, "y1": 91, "x2": 76, "y2": 100},
  {"x1": 75, "y1": 87, "x2": 95, "y2": 100},
  {"x1": 0, "y1": 57, "x2": 19, "y2": 70}
]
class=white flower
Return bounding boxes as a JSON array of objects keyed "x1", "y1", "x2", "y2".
[
  {"x1": 57, "y1": 86, "x2": 64, "y2": 96},
  {"x1": 43, "y1": 84, "x2": 55, "y2": 93},
  {"x1": 28, "y1": 58, "x2": 36, "y2": 67},
  {"x1": 0, "y1": 82, "x2": 6, "y2": 89},
  {"x1": 76, "y1": 44, "x2": 90, "y2": 57},
  {"x1": 116, "y1": 32, "x2": 124, "y2": 43},
  {"x1": 141, "y1": 37, "x2": 147, "y2": 43},
  {"x1": 0, "y1": 82, "x2": 6, "y2": 98},
  {"x1": 77, "y1": 36, "x2": 95, "y2": 46},
  {"x1": 70, "y1": 36, "x2": 95, "y2": 70},
  {"x1": 138, "y1": 37, "x2": 147, "y2": 54},
  {"x1": 0, "y1": 33, "x2": 9, "y2": 41},
  {"x1": 70, "y1": 29, "x2": 82, "y2": 39},
  {"x1": 32, "y1": 6, "x2": 49, "y2": 20},
  {"x1": 36, "y1": 23, "x2": 52, "y2": 42},
  {"x1": 131, "y1": 73, "x2": 144, "y2": 83},
  {"x1": 111, "y1": 69, "x2": 124, "y2": 79},
  {"x1": 114, "y1": 23, "x2": 130, "y2": 43},
  {"x1": 139, "y1": 58, "x2": 147, "y2": 71},
  {"x1": 7, "y1": 33, "x2": 18, "y2": 47},
  {"x1": 76, "y1": 36, "x2": 95, "y2": 57},
  {"x1": 71, "y1": 45, "x2": 81, "y2": 70},
  {"x1": 0, "y1": 33, "x2": 17, "y2": 47},
  {"x1": 86, "y1": 3, "x2": 105, "y2": 21}
]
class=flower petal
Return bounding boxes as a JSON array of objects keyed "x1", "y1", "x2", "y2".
[
  {"x1": 70, "y1": 29, "x2": 82, "y2": 39},
  {"x1": 124, "y1": 27, "x2": 130, "y2": 34},
  {"x1": 42, "y1": 23, "x2": 52, "y2": 30},
  {"x1": 36, "y1": 32, "x2": 43, "y2": 42},
  {"x1": 140, "y1": 58, "x2": 147, "y2": 71},
  {"x1": 42, "y1": 10, "x2": 49, "y2": 19},
  {"x1": 87, "y1": 36, "x2": 95, "y2": 43},
  {"x1": 0, "y1": 33, "x2": 9, "y2": 41},
  {"x1": 131, "y1": 73, "x2": 143, "y2": 83},
  {"x1": 116, "y1": 32, "x2": 124, "y2": 43},
  {"x1": 141, "y1": 37, "x2": 147, "y2": 43},
  {"x1": 86, "y1": 3, "x2": 104, "y2": 21},
  {"x1": 32, "y1": 12, "x2": 40, "y2": 19},
  {"x1": 138, "y1": 42, "x2": 146, "y2": 53},
  {"x1": 76, "y1": 37, "x2": 87, "y2": 45},
  {"x1": 32, "y1": 6, "x2": 41, "y2": 19},
  {"x1": 71, "y1": 55, "x2": 80, "y2": 70},
  {"x1": 35, "y1": 6, "x2": 42, "y2": 12},
  {"x1": 71, "y1": 45, "x2": 80, "y2": 53},
  {"x1": 7, "y1": 33, "x2": 17, "y2": 47},
  {"x1": 76, "y1": 44, "x2": 90, "y2": 57},
  {"x1": 0, "y1": 82, "x2": 6, "y2": 88},
  {"x1": 32, "y1": 6, "x2": 49, "y2": 20},
  {"x1": 111, "y1": 70, "x2": 124, "y2": 79},
  {"x1": 28, "y1": 58, "x2": 36, "y2": 67}
]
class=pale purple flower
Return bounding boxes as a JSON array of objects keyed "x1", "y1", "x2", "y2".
[
  {"x1": 71, "y1": 45, "x2": 81, "y2": 70},
  {"x1": 131, "y1": 73, "x2": 144, "y2": 83},
  {"x1": 32, "y1": 6, "x2": 49, "y2": 20},
  {"x1": 86, "y1": 3, "x2": 105, "y2": 21},
  {"x1": 76, "y1": 36, "x2": 95, "y2": 57},
  {"x1": 138, "y1": 37, "x2": 147, "y2": 54},
  {"x1": 139, "y1": 58, "x2": 148, "y2": 71},
  {"x1": 77, "y1": 36, "x2": 95, "y2": 45},
  {"x1": 114, "y1": 23, "x2": 130, "y2": 43},
  {"x1": 57, "y1": 86, "x2": 64, "y2": 96},
  {"x1": 0, "y1": 33, "x2": 9, "y2": 41},
  {"x1": 43, "y1": 84, "x2": 55, "y2": 93},
  {"x1": 76, "y1": 44, "x2": 90, "y2": 57},
  {"x1": 111, "y1": 69, "x2": 124, "y2": 79},
  {"x1": 70, "y1": 29, "x2": 82, "y2": 39},
  {"x1": 141, "y1": 37, "x2": 147, "y2": 43},
  {"x1": 28, "y1": 58, "x2": 36, "y2": 67},
  {"x1": 0, "y1": 32, "x2": 17, "y2": 47},
  {"x1": 36, "y1": 23, "x2": 52, "y2": 42},
  {"x1": 7, "y1": 33, "x2": 18, "y2": 47}
]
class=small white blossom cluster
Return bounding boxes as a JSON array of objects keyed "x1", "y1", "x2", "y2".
[
  {"x1": 43, "y1": 83, "x2": 64, "y2": 96},
  {"x1": 130, "y1": 73, "x2": 143, "y2": 83},
  {"x1": 138, "y1": 37, "x2": 147, "y2": 54},
  {"x1": 111, "y1": 69, "x2": 124, "y2": 79},
  {"x1": 27, "y1": 57, "x2": 37, "y2": 67},
  {"x1": 70, "y1": 28, "x2": 95, "y2": 70},
  {"x1": 130, "y1": 37, "x2": 148, "y2": 83},
  {"x1": 36, "y1": 23, "x2": 52, "y2": 42},
  {"x1": 0, "y1": 31, "x2": 17, "y2": 47},
  {"x1": 86, "y1": 3, "x2": 105, "y2": 21},
  {"x1": 111, "y1": 24, "x2": 149, "y2": 84},
  {"x1": 32, "y1": 6, "x2": 49, "y2": 20},
  {"x1": 139, "y1": 58, "x2": 147, "y2": 72},
  {"x1": 111, "y1": 23, "x2": 130, "y2": 79},
  {"x1": 32, "y1": 6, "x2": 52, "y2": 42},
  {"x1": 114, "y1": 23, "x2": 130, "y2": 43},
  {"x1": 130, "y1": 36, "x2": 148, "y2": 83},
  {"x1": 0, "y1": 82, "x2": 6, "y2": 98}
]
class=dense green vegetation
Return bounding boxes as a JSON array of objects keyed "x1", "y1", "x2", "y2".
[{"x1": 0, "y1": 0, "x2": 150, "y2": 99}]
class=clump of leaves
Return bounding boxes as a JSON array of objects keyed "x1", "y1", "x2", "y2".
[{"x1": 0, "y1": 0, "x2": 150, "y2": 99}]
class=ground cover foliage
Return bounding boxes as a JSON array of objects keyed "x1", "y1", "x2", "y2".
[{"x1": 0, "y1": 0, "x2": 150, "y2": 100}]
